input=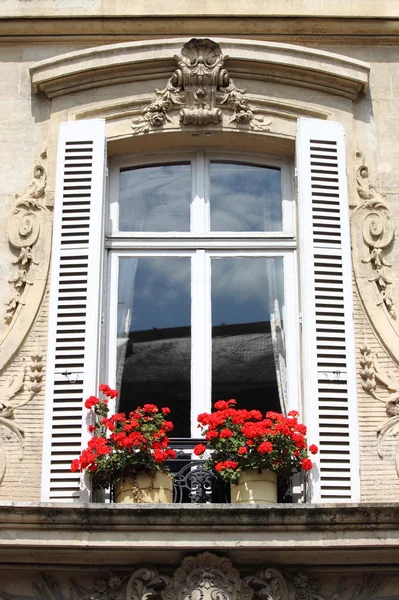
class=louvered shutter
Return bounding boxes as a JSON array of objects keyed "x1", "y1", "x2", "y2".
[
  {"x1": 41, "y1": 119, "x2": 106, "y2": 502},
  {"x1": 297, "y1": 118, "x2": 360, "y2": 502}
]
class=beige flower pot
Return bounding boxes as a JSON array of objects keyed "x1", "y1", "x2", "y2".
[
  {"x1": 230, "y1": 470, "x2": 277, "y2": 504},
  {"x1": 114, "y1": 471, "x2": 173, "y2": 503}
]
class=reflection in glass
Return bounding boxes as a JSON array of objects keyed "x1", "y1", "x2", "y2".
[
  {"x1": 117, "y1": 257, "x2": 191, "y2": 437},
  {"x1": 210, "y1": 162, "x2": 282, "y2": 232},
  {"x1": 119, "y1": 163, "x2": 191, "y2": 232},
  {"x1": 211, "y1": 257, "x2": 287, "y2": 414}
]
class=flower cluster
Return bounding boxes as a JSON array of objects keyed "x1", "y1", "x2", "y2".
[
  {"x1": 71, "y1": 385, "x2": 176, "y2": 489},
  {"x1": 194, "y1": 399, "x2": 317, "y2": 483}
]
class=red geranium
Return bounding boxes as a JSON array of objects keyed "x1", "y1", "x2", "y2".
[
  {"x1": 195, "y1": 400, "x2": 317, "y2": 483},
  {"x1": 71, "y1": 385, "x2": 175, "y2": 489}
]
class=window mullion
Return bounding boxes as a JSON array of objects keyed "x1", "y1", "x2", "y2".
[
  {"x1": 191, "y1": 249, "x2": 211, "y2": 436},
  {"x1": 191, "y1": 151, "x2": 207, "y2": 234}
]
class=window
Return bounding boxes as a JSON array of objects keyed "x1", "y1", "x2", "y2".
[
  {"x1": 41, "y1": 118, "x2": 360, "y2": 503},
  {"x1": 106, "y1": 152, "x2": 299, "y2": 438}
]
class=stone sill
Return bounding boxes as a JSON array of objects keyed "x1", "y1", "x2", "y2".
[
  {"x1": 0, "y1": 501, "x2": 398, "y2": 530},
  {"x1": 1, "y1": 502, "x2": 399, "y2": 567}
]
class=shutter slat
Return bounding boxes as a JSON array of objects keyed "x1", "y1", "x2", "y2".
[
  {"x1": 297, "y1": 118, "x2": 360, "y2": 503},
  {"x1": 41, "y1": 119, "x2": 106, "y2": 503}
]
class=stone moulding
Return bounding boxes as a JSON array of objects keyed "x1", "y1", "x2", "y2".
[
  {"x1": 29, "y1": 38, "x2": 370, "y2": 101},
  {"x1": 0, "y1": 152, "x2": 52, "y2": 373}
]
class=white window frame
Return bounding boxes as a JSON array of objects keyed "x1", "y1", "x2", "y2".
[{"x1": 105, "y1": 150, "x2": 300, "y2": 436}]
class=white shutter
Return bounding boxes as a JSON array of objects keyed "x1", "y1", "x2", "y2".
[
  {"x1": 297, "y1": 118, "x2": 360, "y2": 502},
  {"x1": 41, "y1": 119, "x2": 106, "y2": 502}
]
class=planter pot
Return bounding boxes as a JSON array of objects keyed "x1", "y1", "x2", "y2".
[
  {"x1": 230, "y1": 469, "x2": 277, "y2": 504},
  {"x1": 114, "y1": 471, "x2": 173, "y2": 503}
]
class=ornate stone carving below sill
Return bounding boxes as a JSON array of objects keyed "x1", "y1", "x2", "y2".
[
  {"x1": 0, "y1": 553, "x2": 382, "y2": 600},
  {"x1": 0, "y1": 152, "x2": 52, "y2": 373},
  {"x1": 132, "y1": 39, "x2": 272, "y2": 135},
  {"x1": 352, "y1": 151, "x2": 399, "y2": 366}
]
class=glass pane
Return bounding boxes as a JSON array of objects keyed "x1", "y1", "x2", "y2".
[
  {"x1": 211, "y1": 257, "x2": 286, "y2": 414},
  {"x1": 210, "y1": 162, "x2": 282, "y2": 232},
  {"x1": 117, "y1": 257, "x2": 191, "y2": 437},
  {"x1": 119, "y1": 163, "x2": 191, "y2": 232}
]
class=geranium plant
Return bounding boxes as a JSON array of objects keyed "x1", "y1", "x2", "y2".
[
  {"x1": 194, "y1": 399, "x2": 318, "y2": 483},
  {"x1": 71, "y1": 384, "x2": 176, "y2": 489}
]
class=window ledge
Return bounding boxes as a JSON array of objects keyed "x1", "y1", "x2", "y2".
[{"x1": 0, "y1": 502, "x2": 398, "y2": 567}]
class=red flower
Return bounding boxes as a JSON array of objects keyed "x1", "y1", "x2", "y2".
[
  {"x1": 71, "y1": 459, "x2": 81, "y2": 472},
  {"x1": 162, "y1": 420, "x2": 174, "y2": 432},
  {"x1": 301, "y1": 458, "x2": 313, "y2": 471},
  {"x1": 194, "y1": 444, "x2": 207, "y2": 456},
  {"x1": 238, "y1": 446, "x2": 248, "y2": 455},
  {"x1": 88, "y1": 424, "x2": 97, "y2": 434},
  {"x1": 288, "y1": 410, "x2": 299, "y2": 417},
  {"x1": 161, "y1": 407, "x2": 171, "y2": 415},
  {"x1": 214, "y1": 400, "x2": 229, "y2": 410},
  {"x1": 258, "y1": 441, "x2": 273, "y2": 454},
  {"x1": 143, "y1": 404, "x2": 158, "y2": 413},
  {"x1": 85, "y1": 396, "x2": 99, "y2": 409},
  {"x1": 215, "y1": 460, "x2": 239, "y2": 472},
  {"x1": 106, "y1": 388, "x2": 118, "y2": 399},
  {"x1": 220, "y1": 428, "x2": 233, "y2": 439},
  {"x1": 205, "y1": 430, "x2": 218, "y2": 441},
  {"x1": 98, "y1": 384, "x2": 110, "y2": 393},
  {"x1": 309, "y1": 444, "x2": 318, "y2": 455}
]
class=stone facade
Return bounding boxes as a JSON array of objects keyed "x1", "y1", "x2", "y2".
[{"x1": 1, "y1": 2, "x2": 399, "y2": 597}]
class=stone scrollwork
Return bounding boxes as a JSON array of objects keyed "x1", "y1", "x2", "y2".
[
  {"x1": 163, "y1": 552, "x2": 253, "y2": 600},
  {"x1": 4, "y1": 150, "x2": 47, "y2": 326},
  {"x1": 359, "y1": 342, "x2": 399, "y2": 475},
  {"x1": 354, "y1": 151, "x2": 396, "y2": 320},
  {"x1": 132, "y1": 39, "x2": 272, "y2": 135},
  {"x1": 0, "y1": 151, "x2": 52, "y2": 373},
  {"x1": 352, "y1": 150, "x2": 399, "y2": 367},
  {"x1": 0, "y1": 556, "x2": 382, "y2": 600},
  {"x1": 0, "y1": 342, "x2": 43, "y2": 485},
  {"x1": 245, "y1": 568, "x2": 289, "y2": 600}
]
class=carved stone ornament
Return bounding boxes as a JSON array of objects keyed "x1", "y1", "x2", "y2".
[
  {"x1": 132, "y1": 39, "x2": 272, "y2": 135},
  {"x1": 0, "y1": 557, "x2": 382, "y2": 600},
  {"x1": 125, "y1": 554, "x2": 381, "y2": 600},
  {"x1": 0, "y1": 341, "x2": 43, "y2": 485},
  {"x1": 0, "y1": 151, "x2": 52, "y2": 373},
  {"x1": 351, "y1": 151, "x2": 399, "y2": 365},
  {"x1": 359, "y1": 342, "x2": 399, "y2": 476}
]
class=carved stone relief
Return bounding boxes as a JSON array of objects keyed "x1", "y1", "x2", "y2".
[
  {"x1": 0, "y1": 554, "x2": 384, "y2": 600},
  {"x1": 125, "y1": 553, "x2": 381, "y2": 600},
  {"x1": 359, "y1": 342, "x2": 399, "y2": 475},
  {"x1": 352, "y1": 151, "x2": 399, "y2": 365},
  {"x1": 0, "y1": 341, "x2": 43, "y2": 484},
  {"x1": 132, "y1": 39, "x2": 272, "y2": 135},
  {"x1": 0, "y1": 151, "x2": 52, "y2": 372}
]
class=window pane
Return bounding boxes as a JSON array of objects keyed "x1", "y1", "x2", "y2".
[
  {"x1": 211, "y1": 257, "x2": 286, "y2": 414},
  {"x1": 210, "y1": 162, "x2": 282, "y2": 232},
  {"x1": 119, "y1": 163, "x2": 191, "y2": 232},
  {"x1": 117, "y1": 257, "x2": 191, "y2": 437}
]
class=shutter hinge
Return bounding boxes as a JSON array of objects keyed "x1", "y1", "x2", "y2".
[
  {"x1": 294, "y1": 167, "x2": 298, "y2": 178},
  {"x1": 299, "y1": 312, "x2": 302, "y2": 328},
  {"x1": 105, "y1": 166, "x2": 109, "y2": 178}
]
